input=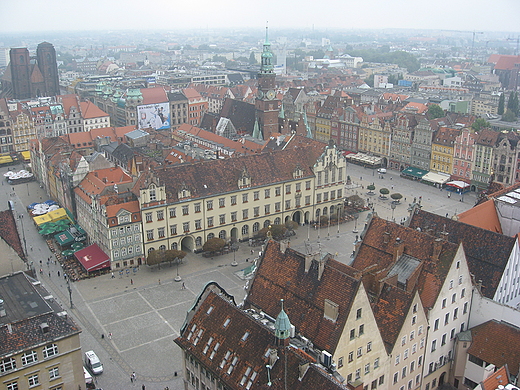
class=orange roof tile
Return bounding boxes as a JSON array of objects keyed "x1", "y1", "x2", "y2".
[
  {"x1": 457, "y1": 200, "x2": 502, "y2": 234},
  {"x1": 481, "y1": 365, "x2": 510, "y2": 390},
  {"x1": 141, "y1": 86, "x2": 168, "y2": 105},
  {"x1": 80, "y1": 101, "x2": 109, "y2": 119}
]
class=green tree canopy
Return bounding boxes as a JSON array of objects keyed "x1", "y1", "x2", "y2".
[
  {"x1": 164, "y1": 249, "x2": 186, "y2": 265},
  {"x1": 380, "y1": 188, "x2": 390, "y2": 196},
  {"x1": 498, "y1": 93, "x2": 505, "y2": 115},
  {"x1": 391, "y1": 193, "x2": 403, "y2": 202},
  {"x1": 427, "y1": 104, "x2": 445, "y2": 120},
  {"x1": 471, "y1": 118, "x2": 491, "y2": 131},
  {"x1": 147, "y1": 250, "x2": 165, "y2": 266},
  {"x1": 502, "y1": 109, "x2": 517, "y2": 122},
  {"x1": 367, "y1": 184, "x2": 376, "y2": 193},
  {"x1": 203, "y1": 237, "x2": 226, "y2": 253},
  {"x1": 255, "y1": 224, "x2": 287, "y2": 240},
  {"x1": 349, "y1": 48, "x2": 420, "y2": 72}
]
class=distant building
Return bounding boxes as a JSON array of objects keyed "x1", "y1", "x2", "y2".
[{"x1": 0, "y1": 272, "x2": 84, "y2": 390}]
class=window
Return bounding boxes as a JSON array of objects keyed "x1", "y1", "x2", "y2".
[
  {"x1": 195, "y1": 203, "x2": 201, "y2": 212},
  {"x1": 445, "y1": 312, "x2": 449, "y2": 325},
  {"x1": 418, "y1": 325, "x2": 423, "y2": 335},
  {"x1": 441, "y1": 333, "x2": 447, "y2": 346},
  {"x1": 219, "y1": 214, "x2": 225, "y2": 224},
  {"x1": 170, "y1": 225, "x2": 177, "y2": 235},
  {"x1": 49, "y1": 366, "x2": 59, "y2": 380},
  {"x1": 348, "y1": 351, "x2": 354, "y2": 363},
  {"x1": 285, "y1": 200, "x2": 291, "y2": 209},
  {"x1": 182, "y1": 205, "x2": 189, "y2": 215},
  {"x1": 396, "y1": 354, "x2": 400, "y2": 365},
  {"x1": 157, "y1": 210, "x2": 164, "y2": 220},
  {"x1": 434, "y1": 319, "x2": 439, "y2": 331},
  {"x1": 350, "y1": 328, "x2": 355, "y2": 340},
  {"x1": 275, "y1": 202, "x2": 281, "y2": 212},
  {"x1": 337, "y1": 356, "x2": 344, "y2": 368},
  {"x1": 356, "y1": 308, "x2": 362, "y2": 319},
  {"x1": 0, "y1": 357, "x2": 16, "y2": 373},
  {"x1": 219, "y1": 198, "x2": 225, "y2": 207},
  {"x1": 22, "y1": 350, "x2": 38, "y2": 365},
  {"x1": 459, "y1": 275, "x2": 463, "y2": 285},
  {"x1": 374, "y1": 357, "x2": 379, "y2": 368},
  {"x1": 367, "y1": 342, "x2": 372, "y2": 352},
  {"x1": 183, "y1": 222, "x2": 190, "y2": 232},
  {"x1": 412, "y1": 343, "x2": 417, "y2": 354},
  {"x1": 404, "y1": 349, "x2": 409, "y2": 360},
  {"x1": 305, "y1": 195, "x2": 311, "y2": 205},
  {"x1": 242, "y1": 209, "x2": 249, "y2": 219},
  {"x1": 402, "y1": 366, "x2": 407, "y2": 378},
  {"x1": 379, "y1": 375, "x2": 385, "y2": 385},
  {"x1": 285, "y1": 185, "x2": 291, "y2": 194},
  {"x1": 264, "y1": 189, "x2": 270, "y2": 198},
  {"x1": 158, "y1": 227, "x2": 165, "y2": 238},
  {"x1": 410, "y1": 360, "x2": 415, "y2": 372},
  {"x1": 356, "y1": 368, "x2": 361, "y2": 380},
  {"x1": 365, "y1": 363, "x2": 370, "y2": 374},
  {"x1": 431, "y1": 339, "x2": 437, "y2": 352},
  {"x1": 6, "y1": 381, "x2": 18, "y2": 390},
  {"x1": 170, "y1": 208, "x2": 176, "y2": 218},
  {"x1": 254, "y1": 207, "x2": 259, "y2": 217},
  {"x1": 420, "y1": 338, "x2": 425, "y2": 349},
  {"x1": 28, "y1": 374, "x2": 39, "y2": 387},
  {"x1": 413, "y1": 303, "x2": 418, "y2": 313},
  {"x1": 451, "y1": 328, "x2": 456, "y2": 339},
  {"x1": 231, "y1": 196, "x2": 237, "y2": 205},
  {"x1": 394, "y1": 372, "x2": 399, "y2": 384},
  {"x1": 253, "y1": 191, "x2": 260, "y2": 201},
  {"x1": 454, "y1": 308, "x2": 458, "y2": 319},
  {"x1": 317, "y1": 193, "x2": 322, "y2": 203},
  {"x1": 463, "y1": 302, "x2": 468, "y2": 314},
  {"x1": 442, "y1": 298, "x2": 447, "y2": 308},
  {"x1": 412, "y1": 315, "x2": 417, "y2": 325},
  {"x1": 402, "y1": 336, "x2": 407, "y2": 346},
  {"x1": 359, "y1": 324, "x2": 364, "y2": 335},
  {"x1": 306, "y1": 180, "x2": 311, "y2": 190},
  {"x1": 207, "y1": 200, "x2": 213, "y2": 210},
  {"x1": 210, "y1": 342, "x2": 220, "y2": 360},
  {"x1": 195, "y1": 220, "x2": 202, "y2": 230},
  {"x1": 410, "y1": 331, "x2": 415, "y2": 341},
  {"x1": 145, "y1": 212, "x2": 152, "y2": 222},
  {"x1": 461, "y1": 288, "x2": 466, "y2": 298},
  {"x1": 418, "y1": 356, "x2": 423, "y2": 367},
  {"x1": 149, "y1": 187, "x2": 156, "y2": 201},
  {"x1": 449, "y1": 280, "x2": 454, "y2": 289},
  {"x1": 207, "y1": 217, "x2": 214, "y2": 227},
  {"x1": 357, "y1": 347, "x2": 362, "y2": 357},
  {"x1": 264, "y1": 205, "x2": 270, "y2": 215}
]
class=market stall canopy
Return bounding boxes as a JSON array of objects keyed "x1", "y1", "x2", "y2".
[
  {"x1": 422, "y1": 171, "x2": 451, "y2": 185},
  {"x1": 0, "y1": 156, "x2": 13, "y2": 165},
  {"x1": 446, "y1": 181, "x2": 470, "y2": 189},
  {"x1": 74, "y1": 243, "x2": 110, "y2": 272},
  {"x1": 401, "y1": 167, "x2": 428, "y2": 179},
  {"x1": 346, "y1": 152, "x2": 383, "y2": 167},
  {"x1": 33, "y1": 214, "x2": 52, "y2": 226},
  {"x1": 21, "y1": 151, "x2": 30, "y2": 161},
  {"x1": 48, "y1": 208, "x2": 68, "y2": 223},
  {"x1": 54, "y1": 230, "x2": 75, "y2": 246}
]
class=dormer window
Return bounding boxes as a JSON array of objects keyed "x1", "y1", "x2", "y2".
[{"x1": 149, "y1": 185, "x2": 156, "y2": 202}]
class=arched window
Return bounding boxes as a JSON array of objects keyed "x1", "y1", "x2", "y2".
[
  {"x1": 264, "y1": 220, "x2": 271, "y2": 228},
  {"x1": 274, "y1": 217, "x2": 281, "y2": 225},
  {"x1": 207, "y1": 233, "x2": 215, "y2": 240},
  {"x1": 253, "y1": 222, "x2": 260, "y2": 232},
  {"x1": 219, "y1": 230, "x2": 226, "y2": 239},
  {"x1": 242, "y1": 225, "x2": 249, "y2": 235},
  {"x1": 323, "y1": 207, "x2": 328, "y2": 215},
  {"x1": 171, "y1": 242, "x2": 178, "y2": 250},
  {"x1": 148, "y1": 247, "x2": 155, "y2": 254},
  {"x1": 330, "y1": 205, "x2": 335, "y2": 214},
  {"x1": 159, "y1": 245, "x2": 166, "y2": 251},
  {"x1": 316, "y1": 209, "x2": 321, "y2": 218},
  {"x1": 195, "y1": 237, "x2": 202, "y2": 247}
]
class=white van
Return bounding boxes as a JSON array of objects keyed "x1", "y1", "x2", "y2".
[
  {"x1": 84, "y1": 366, "x2": 93, "y2": 384},
  {"x1": 377, "y1": 168, "x2": 387, "y2": 174},
  {"x1": 85, "y1": 350, "x2": 103, "y2": 374}
]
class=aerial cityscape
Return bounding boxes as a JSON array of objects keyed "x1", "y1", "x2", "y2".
[{"x1": 1, "y1": 2, "x2": 520, "y2": 390}]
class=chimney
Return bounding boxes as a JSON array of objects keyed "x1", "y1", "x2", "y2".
[
  {"x1": 394, "y1": 237, "x2": 404, "y2": 261},
  {"x1": 383, "y1": 231, "x2": 390, "y2": 244},
  {"x1": 279, "y1": 240, "x2": 289, "y2": 254},
  {"x1": 432, "y1": 238, "x2": 443, "y2": 261}
]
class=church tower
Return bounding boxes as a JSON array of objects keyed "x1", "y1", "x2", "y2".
[
  {"x1": 9, "y1": 48, "x2": 32, "y2": 99},
  {"x1": 36, "y1": 42, "x2": 60, "y2": 97},
  {"x1": 255, "y1": 26, "x2": 280, "y2": 140}
]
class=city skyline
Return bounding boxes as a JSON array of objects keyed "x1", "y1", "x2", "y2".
[{"x1": 1, "y1": 0, "x2": 519, "y2": 35}]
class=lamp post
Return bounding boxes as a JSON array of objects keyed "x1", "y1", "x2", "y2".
[
  {"x1": 352, "y1": 214, "x2": 359, "y2": 233},
  {"x1": 391, "y1": 203, "x2": 396, "y2": 222},
  {"x1": 175, "y1": 261, "x2": 182, "y2": 282},
  {"x1": 336, "y1": 207, "x2": 341, "y2": 238},
  {"x1": 231, "y1": 242, "x2": 239, "y2": 267},
  {"x1": 66, "y1": 279, "x2": 73, "y2": 308}
]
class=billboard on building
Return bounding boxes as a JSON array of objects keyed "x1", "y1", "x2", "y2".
[{"x1": 137, "y1": 102, "x2": 170, "y2": 130}]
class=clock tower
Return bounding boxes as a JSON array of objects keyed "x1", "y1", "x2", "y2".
[{"x1": 255, "y1": 26, "x2": 280, "y2": 140}]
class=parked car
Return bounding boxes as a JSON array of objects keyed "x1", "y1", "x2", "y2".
[
  {"x1": 377, "y1": 168, "x2": 387, "y2": 174},
  {"x1": 85, "y1": 351, "x2": 103, "y2": 374}
]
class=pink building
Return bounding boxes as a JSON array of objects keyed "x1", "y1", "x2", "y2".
[{"x1": 452, "y1": 127, "x2": 475, "y2": 183}]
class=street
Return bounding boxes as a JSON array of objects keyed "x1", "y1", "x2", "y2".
[{"x1": 1, "y1": 163, "x2": 476, "y2": 390}]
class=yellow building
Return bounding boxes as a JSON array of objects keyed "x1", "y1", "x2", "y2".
[
  {"x1": 430, "y1": 127, "x2": 460, "y2": 175},
  {"x1": 11, "y1": 110, "x2": 37, "y2": 153},
  {"x1": 135, "y1": 143, "x2": 346, "y2": 255},
  {"x1": 0, "y1": 272, "x2": 84, "y2": 390},
  {"x1": 358, "y1": 115, "x2": 392, "y2": 157}
]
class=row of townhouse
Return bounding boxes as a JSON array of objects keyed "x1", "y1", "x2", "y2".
[{"x1": 175, "y1": 207, "x2": 480, "y2": 390}]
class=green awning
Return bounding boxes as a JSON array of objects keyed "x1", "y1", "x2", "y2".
[
  {"x1": 54, "y1": 230, "x2": 75, "y2": 246},
  {"x1": 401, "y1": 167, "x2": 428, "y2": 179}
]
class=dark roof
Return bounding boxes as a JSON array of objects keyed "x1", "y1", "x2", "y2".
[
  {"x1": 408, "y1": 209, "x2": 514, "y2": 299},
  {"x1": 219, "y1": 98, "x2": 256, "y2": 135},
  {"x1": 244, "y1": 241, "x2": 362, "y2": 354},
  {"x1": 0, "y1": 272, "x2": 80, "y2": 357},
  {"x1": 468, "y1": 320, "x2": 520, "y2": 377},
  {"x1": 135, "y1": 145, "x2": 326, "y2": 204},
  {"x1": 175, "y1": 284, "x2": 347, "y2": 390}
]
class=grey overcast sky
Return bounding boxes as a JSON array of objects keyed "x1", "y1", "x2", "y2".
[{"x1": 1, "y1": 0, "x2": 519, "y2": 34}]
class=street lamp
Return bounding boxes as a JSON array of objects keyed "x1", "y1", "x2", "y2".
[
  {"x1": 352, "y1": 214, "x2": 359, "y2": 233},
  {"x1": 391, "y1": 203, "x2": 396, "y2": 222},
  {"x1": 175, "y1": 261, "x2": 182, "y2": 282},
  {"x1": 231, "y1": 242, "x2": 239, "y2": 267},
  {"x1": 336, "y1": 207, "x2": 341, "y2": 238}
]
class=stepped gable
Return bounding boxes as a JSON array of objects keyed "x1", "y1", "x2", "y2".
[
  {"x1": 245, "y1": 241, "x2": 361, "y2": 354},
  {"x1": 352, "y1": 216, "x2": 458, "y2": 310},
  {"x1": 408, "y1": 209, "x2": 515, "y2": 299},
  {"x1": 468, "y1": 320, "x2": 520, "y2": 377},
  {"x1": 140, "y1": 146, "x2": 322, "y2": 204},
  {"x1": 370, "y1": 283, "x2": 414, "y2": 354}
]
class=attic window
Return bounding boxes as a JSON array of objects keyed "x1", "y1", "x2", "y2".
[
  {"x1": 223, "y1": 318, "x2": 231, "y2": 328},
  {"x1": 203, "y1": 337, "x2": 213, "y2": 354},
  {"x1": 193, "y1": 329, "x2": 203, "y2": 346},
  {"x1": 241, "y1": 331, "x2": 250, "y2": 342},
  {"x1": 187, "y1": 324, "x2": 196, "y2": 341},
  {"x1": 324, "y1": 299, "x2": 339, "y2": 322},
  {"x1": 206, "y1": 306, "x2": 214, "y2": 315},
  {"x1": 209, "y1": 342, "x2": 220, "y2": 360}
]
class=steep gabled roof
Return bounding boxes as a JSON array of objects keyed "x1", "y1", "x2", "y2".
[
  {"x1": 80, "y1": 100, "x2": 109, "y2": 119},
  {"x1": 245, "y1": 241, "x2": 362, "y2": 353},
  {"x1": 408, "y1": 209, "x2": 514, "y2": 299},
  {"x1": 0, "y1": 208, "x2": 25, "y2": 260},
  {"x1": 457, "y1": 199, "x2": 502, "y2": 234},
  {"x1": 141, "y1": 86, "x2": 168, "y2": 104}
]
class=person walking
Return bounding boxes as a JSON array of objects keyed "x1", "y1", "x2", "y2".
[{"x1": 142, "y1": 384, "x2": 146, "y2": 390}]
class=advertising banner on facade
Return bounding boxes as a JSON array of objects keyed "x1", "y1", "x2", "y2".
[{"x1": 137, "y1": 102, "x2": 170, "y2": 130}]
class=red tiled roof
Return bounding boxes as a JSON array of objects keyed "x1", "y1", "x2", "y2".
[
  {"x1": 141, "y1": 86, "x2": 168, "y2": 105},
  {"x1": 481, "y1": 365, "x2": 510, "y2": 390},
  {"x1": 457, "y1": 200, "x2": 502, "y2": 234},
  {"x1": 494, "y1": 55, "x2": 520, "y2": 70},
  {"x1": 75, "y1": 167, "x2": 133, "y2": 205},
  {"x1": 80, "y1": 101, "x2": 109, "y2": 119},
  {"x1": 0, "y1": 208, "x2": 25, "y2": 260},
  {"x1": 468, "y1": 320, "x2": 520, "y2": 377}
]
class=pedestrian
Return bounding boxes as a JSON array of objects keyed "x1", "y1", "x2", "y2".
[
  {"x1": 111, "y1": 272, "x2": 115, "y2": 278},
  {"x1": 48, "y1": 272, "x2": 51, "y2": 278},
  {"x1": 158, "y1": 279, "x2": 161, "y2": 285},
  {"x1": 131, "y1": 375, "x2": 134, "y2": 383},
  {"x1": 109, "y1": 332, "x2": 112, "y2": 339},
  {"x1": 30, "y1": 246, "x2": 33, "y2": 252},
  {"x1": 39, "y1": 268, "x2": 43, "y2": 274},
  {"x1": 132, "y1": 372, "x2": 136, "y2": 381},
  {"x1": 250, "y1": 249, "x2": 254, "y2": 255},
  {"x1": 131, "y1": 278, "x2": 133, "y2": 285},
  {"x1": 57, "y1": 271, "x2": 60, "y2": 277},
  {"x1": 448, "y1": 193, "x2": 451, "y2": 198},
  {"x1": 142, "y1": 385, "x2": 146, "y2": 390},
  {"x1": 182, "y1": 282, "x2": 186, "y2": 290}
]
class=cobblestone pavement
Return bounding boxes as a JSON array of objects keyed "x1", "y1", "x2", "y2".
[{"x1": 2, "y1": 164, "x2": 476, "y2": 390}]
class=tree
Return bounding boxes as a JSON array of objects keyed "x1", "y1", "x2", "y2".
[
  {"x1": 285, "y1": 221, "x2": 298, "y2": 231},
  {"x1": 203, "y1": 237, "x2": 226, "y2": 253},
  {"x1": 146, "y1": 250, "x2": 166, "y2": 267},
  {"x1": 379, "y1": 188, "x2": 390, "y2": 198},
  {"x1": 427, "y1": 104, "x2": 444, "y2": 120},
  {"x1": 471, "y1": 118, "x2": 491, "y2": 131},
  {"x1": 347, "y1": 194, "x2": 365, "y2": 209},
  {"x1": 512, "y1": 92, "x2": 519, "y2": 116},
  {"x1": 498, "y1": 93, "x2": 505, "y2": 115},
  {"x1": 502, "y1": 109, "x2": 517, "y2": 122},
  {"x1": 364, "y1": 74, "x2": 374, "y2": 87},
  {"x1": 255, "y1": 224, "x2": 287, "y2": 240},
  {"x1": 391, "y1": 193, "x2": 403, "y2": 202},
  {"x1": 367, "y1": 184, "x2": 376, "y2": 194},
  {"x1": 507, "y1": 92, "x2": 516, "y2": 112},
  {"x1": 164, "y1": 249, "x2": 186, "y2": 266}
]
